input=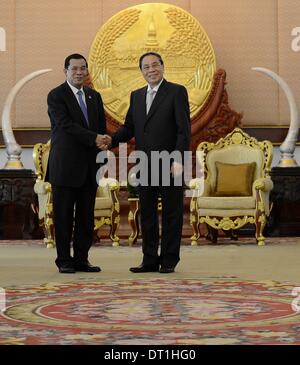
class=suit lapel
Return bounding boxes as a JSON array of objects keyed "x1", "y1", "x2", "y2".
[
  {"x1": 135, "y1": 86, "x2": 147, "y2": 129},
  {"x1": 146, "y1": 79, "x2": 168, "y2": 121},
  {"x1": 141, "y1": 86, "x2": 147, "y2": 118},
  {"x1": 84, "y1": 86, "x2": 95, "y2": 130}
]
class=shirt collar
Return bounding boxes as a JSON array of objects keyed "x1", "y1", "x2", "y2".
[
  {"x1": 67, "y1": 81, "x2": 84, "y2": 96},
  {"x1": 147, "y1": 78, "x2": 164, "y2": 93}
]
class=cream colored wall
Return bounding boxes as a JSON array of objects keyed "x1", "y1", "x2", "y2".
[
  {"x1": 0, "y1": 0, "x2": 16, "y2": 126},
  {"x1": 191, "y1": 0, "x2": 279, "y2": 125},
  {"x1": 0, "y1": 0, "x2": 299, "y2": 129}
]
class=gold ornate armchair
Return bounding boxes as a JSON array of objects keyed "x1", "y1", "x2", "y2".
[
  {"x1": 32, "y1": 142, "x2": 120, "y2": 248},
  {"x1": 189, "y1": 128, "x2": 273, "y2": 246}
]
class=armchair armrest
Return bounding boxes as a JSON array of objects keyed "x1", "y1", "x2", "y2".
[
  {"x1": 189, "y1": 178, "x2": 203, "y2": 190},
  {"x1": 97, "y1": 178, "x2": 120, "y2": 198},
  {"x1": 98, "y1": 177, "x2": 119, "y2": 191},
  {"x1": 189, "y1": 178, "x2": 210, "y2": 197},
  {"x1": 253, "y1": 177, "x2": 273, "y2": 216},
  {"x1": 34, "y1": 180, "x2": 52, "y2": 194},
  {"x1": 33, "y1": 180, "x2": 52, "y2": 220},
  {"x1": 253, "y1": 177, "x2": 273, "y2": 192}
]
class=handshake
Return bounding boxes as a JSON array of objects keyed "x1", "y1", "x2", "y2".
[{"x1": 95, "y1": 134, "x2": 112, "y2": 150}]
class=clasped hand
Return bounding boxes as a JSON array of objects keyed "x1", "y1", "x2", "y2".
[{"x1": 96, "y1": 134, "x2": 111, "y2": 150}]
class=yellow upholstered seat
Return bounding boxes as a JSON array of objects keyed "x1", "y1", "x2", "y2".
[
  {"x1": 32, "y1": 141, "x2": 120, "y2": 248},
  {"x1": 189, "y1": 128, "x2": 273, "y2": 246}
]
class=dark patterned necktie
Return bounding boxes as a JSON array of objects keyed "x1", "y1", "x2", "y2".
[{"x1": 77, "y1": 90, "x2": 89, "y2": 126}]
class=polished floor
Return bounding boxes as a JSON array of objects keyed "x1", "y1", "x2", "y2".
[{"x1": 1, "y1": 237, "x2": 300, "y2": 287}]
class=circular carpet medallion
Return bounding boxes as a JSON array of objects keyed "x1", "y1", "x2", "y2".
[{"x1": 1, "y1": 278, "x2": 300, "y2": 344}]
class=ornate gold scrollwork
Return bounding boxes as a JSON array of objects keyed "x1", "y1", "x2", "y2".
[
  {"x1": 200, "y1": 216, "x2": 255, "y2": 231},
  {"x1": 114, "y1": 202, "x2": 120, "y2": 213},
  {"x1": 190, "y1": 200, "x2": 197, "y2": 211},
  {"x1": 198, "y1": 128, "x2": 273, "y2": 179},
  {"x1": 258, "y1": 201, "x2": 265, "y2": 212},
  {"x1": 94, "y1": 217, "x2": 112, "y2": 231}
]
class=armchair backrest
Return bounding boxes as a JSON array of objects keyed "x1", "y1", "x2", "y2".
[
  {"x1": 33, "y1": 141, "x2": 50, "y2": 180},
  {"x1": 207, "y1": 145, "x2": 264, "y2": 190},
  {"x1": 198, "y1": 128, "x2": 273, "y2": 191}
]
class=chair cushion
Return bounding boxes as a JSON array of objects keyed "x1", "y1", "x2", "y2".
[
  {"x1": 214, "y1": 162, "x2": 256, "y2": 196},
  {"x1": 198, "y1": 196, "x2": 256, "y2": 209},
  {"x1": 94, "y1": 209, "x2": 113, "y2": 217},
  {"x1": 94, "y1": 197, "x2": 112, "y2": 210}
]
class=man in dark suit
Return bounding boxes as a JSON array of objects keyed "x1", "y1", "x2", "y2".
[
  {"x1": 47, "y1": 53, "x2": 106, "y2": 273},
  {"x1": 104, "y1": 52, "x2": 191, "y2": 273}
]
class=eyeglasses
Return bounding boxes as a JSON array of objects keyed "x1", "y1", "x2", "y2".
[
  {"x1": 142, "y1": 62, "x2": 162, "y2": 71},
  {"x1": 68, "y1": 66, "x2": 88, "y2": 72}
]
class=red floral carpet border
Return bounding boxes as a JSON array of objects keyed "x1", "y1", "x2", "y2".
[{"x1": 1, "y1": 278, "x2": 300, "y2": 345}]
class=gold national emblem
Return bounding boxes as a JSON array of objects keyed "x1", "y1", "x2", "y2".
[{"x1": 89, "y1": 3, "x2": 216, "y2": 124}]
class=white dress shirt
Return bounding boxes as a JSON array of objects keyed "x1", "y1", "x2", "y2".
[{"x1": 67, "y1": 81, "x2": 87, "y2": 107}]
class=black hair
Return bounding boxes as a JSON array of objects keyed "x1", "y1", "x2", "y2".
[
  {"x1": 64, "y1": 53, "x2": 88, "y2": 69},
  {"x1": 139, "y1": 52, "x2": 164, "y2": 69}
]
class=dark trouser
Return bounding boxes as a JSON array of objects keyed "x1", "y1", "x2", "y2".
[
  {"x1": 138, "y1": 185, "x2": 184, "y2": 268},
  {"x1": 52, "y1": 181, "x2": 97, "y2": 267}
]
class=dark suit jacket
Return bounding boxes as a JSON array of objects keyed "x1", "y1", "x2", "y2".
[
  {"x1": 112, "y1": 79, "x2": 191, "y2": 159},
  {"x1": 46, "y1": 82, "x2": 106, "y2": 188}
]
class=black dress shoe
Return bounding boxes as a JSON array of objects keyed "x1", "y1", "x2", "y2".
[
  {"x1": 129, "y1": 264, "x2": 159, "y2": 273},
  {"x1": 159, "y1": 267, "x2": 175, "y2": 273},
  {"x1": 74, "y1": 262, "x2": 101, "y2": 272},
  {"x1": 58, "y1": 264, "x2": 75, "y2": 274}
]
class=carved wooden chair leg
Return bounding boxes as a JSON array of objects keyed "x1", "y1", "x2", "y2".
[
  {"x1": 109, "y1": 211, "x2": 120, "y2": 247},
  {"x1": 128, "y1": 199, "x2": 139, "y2": 246},
  {"x1": 44, "y1": 217, "x2": 55, "y2": 248},
  {"x1": 190, "y1": 215, "x2": 201, "y2": 245},
  {"x1": 255, "y1": 214, "x2": 266, "y2": 246}
]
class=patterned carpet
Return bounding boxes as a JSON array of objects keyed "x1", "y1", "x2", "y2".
[{"x1": 1, "y1": 278, "x2": 300, "y2": 345}]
